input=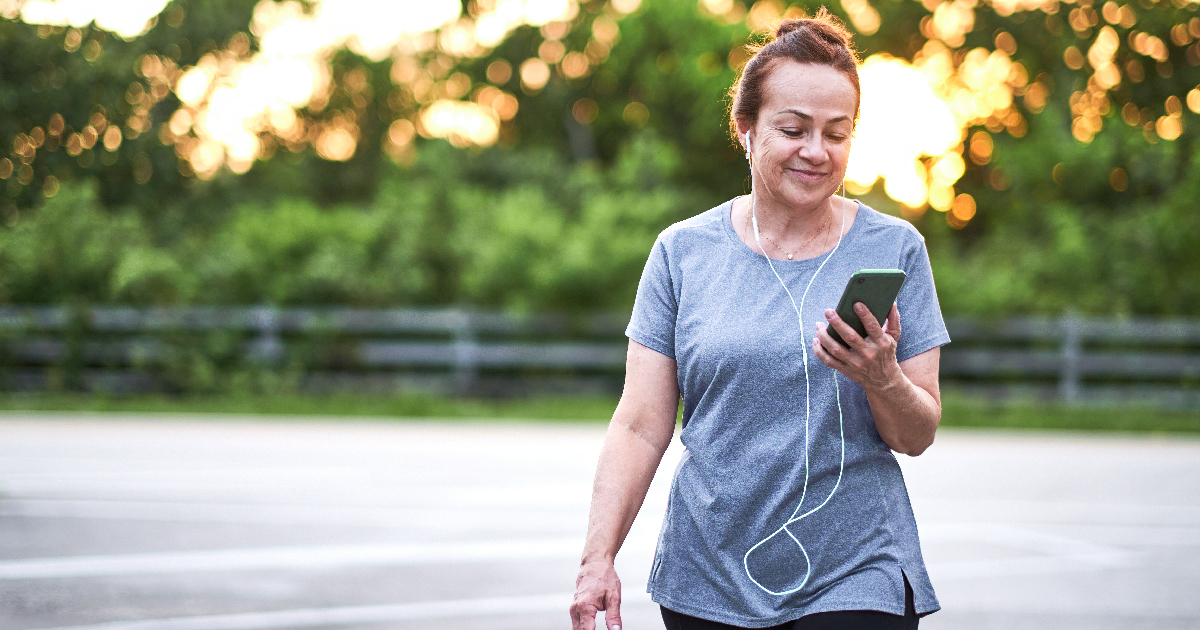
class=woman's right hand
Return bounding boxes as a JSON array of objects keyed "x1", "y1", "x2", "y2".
[
  {"x1": 570, "y1": 558, "x2": 623, "y2": 630},
  {"x1": 570, "y1": 340, "x2": 678, "y2": 630}
]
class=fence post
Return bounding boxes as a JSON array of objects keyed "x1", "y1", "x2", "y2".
[
  {"x1": 62, "y1": 303, "x2": 90, "y2": 392},
  {"x1": 452, "y1": 310, "x2": 478, "y2": 394},
  {"x1": 1060, "y1": 312, "x2": 1081, "y2": 405},
  {"x1": 248, "y1": 306, "x2": 283, "y2": 366}
]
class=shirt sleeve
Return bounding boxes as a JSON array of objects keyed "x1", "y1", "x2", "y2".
[
  {"x1": 625, "y1": 235, "x2": 678, "y2": 360},
  {"x1": 895, "y1": 232, "x2": 951, "y2": 363}
]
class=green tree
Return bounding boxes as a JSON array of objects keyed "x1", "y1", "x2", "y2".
[{"x1": 0, "y1": 0, "x2": 259, "y2": 219}]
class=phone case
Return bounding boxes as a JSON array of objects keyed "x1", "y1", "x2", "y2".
[{"x1": 827, "y1": 269, "x2": 907, "y2": 348}]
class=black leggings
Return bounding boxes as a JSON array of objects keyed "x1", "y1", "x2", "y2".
[{"x1": 660, "y1": 577, "x2": 918, "y2": 630}]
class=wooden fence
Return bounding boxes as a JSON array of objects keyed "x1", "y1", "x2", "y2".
[{"x1": 1, "y1": 306, "x2": 1198, "y2": 407}]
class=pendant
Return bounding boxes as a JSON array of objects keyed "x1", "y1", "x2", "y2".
[{"x1": 787, "y1": 254, "x2": 793, "y2": 260}]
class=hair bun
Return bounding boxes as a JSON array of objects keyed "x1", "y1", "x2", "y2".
[{"x1": 775, "y1": 19, "x2": 805, "y2": 39}]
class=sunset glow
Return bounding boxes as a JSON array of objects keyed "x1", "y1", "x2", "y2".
[
  {"x1": 9, "y1": 0, "x2": 1038, "y2": 220},
  {"x1": 848, "y1": 55, "x2": 961, "y2": 211},
  {"x1": 12, "y1": 0, "x2": 170, "y2": 38}
]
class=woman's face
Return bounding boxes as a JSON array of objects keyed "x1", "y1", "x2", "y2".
[{"x1": 739, "y1": 61, "x2": 857, "y2": 214}]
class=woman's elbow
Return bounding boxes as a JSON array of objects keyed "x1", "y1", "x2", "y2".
[
  {"x1": 899, "y1": 434, "x2": 934, "y2": 457},
  {"x1": 887, "y1": 416, "x2": 939, "y2": 457}
]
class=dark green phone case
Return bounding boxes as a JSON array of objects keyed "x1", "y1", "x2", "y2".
[{"x1": 827, "y1": 269, "x2": 907, "y2": 348}]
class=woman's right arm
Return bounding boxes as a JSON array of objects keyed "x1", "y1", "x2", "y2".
[{"x1": 570, "y1": 339, "x2": 680, "y2": 630}]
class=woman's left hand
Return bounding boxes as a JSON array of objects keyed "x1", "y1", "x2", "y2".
[
  {"x1": 814, "y1": 302, "x2": 943, "y2": 456},
  {"x1": 813, "y1": 302, "x2": 903, "y2": 390}
]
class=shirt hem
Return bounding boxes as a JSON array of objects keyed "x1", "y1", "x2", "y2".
[
  {"x1": 896, "y1": 331, "x2": 950, "y2": 364},
  {"x1": 651, "y1": 591, "x2": 917, "y2": 628},
  {"x1": 626, "y1": 326, "x2": 675, "y2": 360}
]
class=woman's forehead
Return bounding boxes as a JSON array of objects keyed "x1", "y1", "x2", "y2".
[{"x1": 758, "y1": 61, "x2": 857, "y2": 121}]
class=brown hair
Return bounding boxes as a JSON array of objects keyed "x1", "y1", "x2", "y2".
[{"x1": 729, "y1": 8, "x2": 862, "y2": 142}]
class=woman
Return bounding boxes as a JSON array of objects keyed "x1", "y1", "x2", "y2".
[{"x1": 571, "y1": 10, "x2": 948, "y2": 630}]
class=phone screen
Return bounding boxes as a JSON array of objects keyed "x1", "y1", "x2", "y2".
[{"x1": 826, "y1": 269, "x2": 906, "y2": 348}]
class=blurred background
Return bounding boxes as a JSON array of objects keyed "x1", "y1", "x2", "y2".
[
  {"x1": 1, "y1": 0, "x2": 1199, "y2": 414},
  {"x1": 1, "y1": 0, "x2": 1199, "y2": 412},
  {"x1": 1, "y1": 2, "x2": 1199, "y2": 629}
]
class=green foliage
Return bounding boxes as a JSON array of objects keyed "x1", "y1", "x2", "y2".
[
  {"x1": 464, "y1": 0, "x2": 750, "y2": 201},
  {"x1": 4, "y1": 0, "x2": 1200, "y2": 319},
  {"x1": 931, "y1": 105, "x2": 1200, "y2": 317},
  {"x1": 0, "y1": 136, "x2": 703, "y2": 312},
  {"x1": 0, "y1": 183, "x2": 157, "y2": 303},
  {"x1": 0, "y1": 0, "x2": 260, "y2": 216},
  {"x1": 193, "y1": 196, "x2": 428, "y2": 305}
]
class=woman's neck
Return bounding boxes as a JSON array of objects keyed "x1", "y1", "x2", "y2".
[{"x1": 737, "y1": 195, "x2": 850, "y2": 261}]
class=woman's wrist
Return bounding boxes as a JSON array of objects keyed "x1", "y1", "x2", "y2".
[
  {"x1": 580, "y1": 549, "x2": 616, "y2": 566},
  {"x1": 863, "y1": 358, "x2": 906, "y2": 394}
]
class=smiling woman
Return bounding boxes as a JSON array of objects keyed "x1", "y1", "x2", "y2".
[
  {"x1": 734, "y1": 62, "x2": 856, "y2": 249},
  {"x1": 571, "y1": 10, "x2": 950, "y2": 630}
]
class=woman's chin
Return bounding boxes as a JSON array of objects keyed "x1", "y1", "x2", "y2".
[{"x1": 770, "y1": 188, "x2": 839, "y2": 212}]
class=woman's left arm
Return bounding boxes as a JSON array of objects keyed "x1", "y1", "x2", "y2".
[{"x1": 813, "y1": 302, "x2": 941, "y2": 456}]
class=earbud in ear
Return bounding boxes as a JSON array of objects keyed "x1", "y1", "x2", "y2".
[{"x1": 744, "y1": 134, "x2": 753, "y2": 162}]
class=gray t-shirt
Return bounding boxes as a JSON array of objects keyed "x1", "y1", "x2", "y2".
[{"x1": 626, "y1": 199, "x2": 949, "y2": 627}]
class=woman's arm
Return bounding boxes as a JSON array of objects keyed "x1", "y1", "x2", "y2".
[
  {"x1": 813, "y1": 302, "x2": 942, "y2": 456},
  {"x1": 570, "y1": 340, "x2": 680, "y2": 630}
]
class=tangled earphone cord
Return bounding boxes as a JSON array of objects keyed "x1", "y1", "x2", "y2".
[{"x1": 741, "y1": 187, "x2": 848, "y2": 597}]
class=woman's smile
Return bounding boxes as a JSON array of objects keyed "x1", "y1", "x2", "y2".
[{"x1": 787, "y1": 166, "x2": 829, "y2": 181}]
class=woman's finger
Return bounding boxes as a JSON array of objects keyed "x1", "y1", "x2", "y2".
[
  {"x1": 813, "y1": 332, "x2": 850, "y2": 372},
  {"x1": 569, "y1": 600, "x2": 597, "y2": 630},
  {"x1": 855, "y1": 302, "x2": 886, "y2": 339},
  {"x1": 604, "y1": 591, "x2": 623, "y2": 630},
  {"x1": 815, "y1": 321, "x2": 852, "y2": 359},
  {"x1": 823, "y1": 308, "x2": 862, "y2": 348},
  {"x1": 885, "y1": 303, "x2": 901, "y2": 340}
]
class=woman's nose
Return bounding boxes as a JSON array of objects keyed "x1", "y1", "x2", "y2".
[{"x1": 796, "y1": 138, "x2": 827, "y2": 164}]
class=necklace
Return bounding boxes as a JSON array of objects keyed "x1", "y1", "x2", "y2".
[{"x1": 744, "y1": 201, "x2": 832, "y2": 260}]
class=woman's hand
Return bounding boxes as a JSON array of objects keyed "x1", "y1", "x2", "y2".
[
  {"x1": 570, "y1": 340, "x2": 678, "y2": 629},
  {"x1": 813, "y1": 302, "x2": 942, "y2": 456},
  {"x1": 571, "y1": 559, "x2": 623, "y2": 630},
  {"x1": 813, "y1": 302, "x2": 903, "y2": 390}
]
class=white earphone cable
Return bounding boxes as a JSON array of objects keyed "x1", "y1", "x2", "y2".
[{"x1": 740, "y1": 134, "x2": 849, "y2": 596}]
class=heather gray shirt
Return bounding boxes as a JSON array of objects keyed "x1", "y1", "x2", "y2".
[{"x1": 626, "y1": 199, "x2": 949, "y2": 627}]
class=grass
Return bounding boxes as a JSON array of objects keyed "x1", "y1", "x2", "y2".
[
  {"x1": 939, "y1": 392, "x2": 1200, "y2": 433},
  {"x1": 2, "y1": 391, "x2": 1198, "y2": 433},
  {"x1": 0, "y1": 391, "x2": 622, "y2": 422}
]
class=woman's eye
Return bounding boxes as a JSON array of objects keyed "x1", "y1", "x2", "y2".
[{"x1": 780, "y1": 129, "x2": 804, "y2": 137}]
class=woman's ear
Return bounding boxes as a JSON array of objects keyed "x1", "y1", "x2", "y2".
[{"x1": 735, "y1": 120, "x2": 753, "y2": 161}]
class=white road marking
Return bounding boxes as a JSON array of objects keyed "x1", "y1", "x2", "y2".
[
  {"x1": 0, "y1": 535, "x2": 660, "y2": 580},
  {"x1": 0, "y1": 497, "x2": 584, "y2": 529},
  {"x1": 0, "y1": 519, "x2": 1133, "y2": 583},
  {"x1": 26, "y1": 592, "x2": 577, "y2": 630},
  {"x1": 0, "y1": 538, "x2": 581, "y2": 580}
]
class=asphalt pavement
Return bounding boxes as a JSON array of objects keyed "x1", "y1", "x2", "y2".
[{"x1": 0, "y1": 413, "x2": 1196, "y2": 630}]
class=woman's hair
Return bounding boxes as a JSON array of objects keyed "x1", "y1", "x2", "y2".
[{"x1": 729, "y1": 8, "x2": 862, "y2": 141}]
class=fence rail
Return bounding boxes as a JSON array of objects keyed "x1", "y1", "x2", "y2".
[{"x1": 1, "y1": 306, "x2": 1198, "y2": 406}]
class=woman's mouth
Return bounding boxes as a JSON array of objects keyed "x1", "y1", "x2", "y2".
[{"x1": 788, "y1": 167, "x2": 828, "y2": 181}]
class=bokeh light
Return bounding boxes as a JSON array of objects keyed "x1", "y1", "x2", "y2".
[
  {"x1": 14, "y1": 0, "x2": 170, "y2": 38},
  {"x1": 848, "y1": 55, "x2": 960, "y2": 211},
  {"x1": 9, "y1": 0, "x2": 1140, "y2": 226}
]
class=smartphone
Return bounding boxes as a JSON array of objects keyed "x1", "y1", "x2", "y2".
[{"x1": 826, "y1": 269, "x2": 907, "y2": 348}]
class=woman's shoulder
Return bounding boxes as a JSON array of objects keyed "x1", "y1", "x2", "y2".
[
  {"x1": 654, "y1": 200, "x2": 733, "y2": 249},
  {"x1": 853, "y1": 202, "x2": 926, "y2": 244}
]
